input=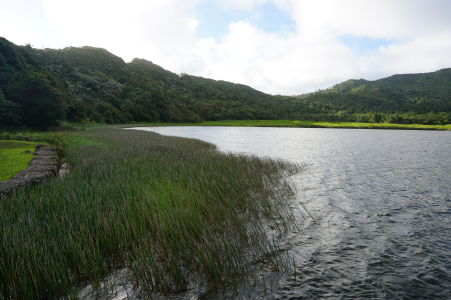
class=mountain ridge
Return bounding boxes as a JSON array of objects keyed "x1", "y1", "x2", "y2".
[
  {"x1": 328, "y1": 68, "x2": 451, "y2": 98},
  {"x1": 0, "y1": 37, "x2": 449, "y2": 128}
]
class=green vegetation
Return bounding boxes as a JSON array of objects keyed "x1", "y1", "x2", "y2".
[
  {"x1": 289, "y1": 70, "x2": 451, "y2": 125},
  {"x1": 0, "y1": 128, "x2": 300, "y2": 299},
  {"x1": 0, "y1": 37, "x2": 449, "y2": 130},
  {"x1": 0, "y1": 140, "x2": 41, "y2": 180},
  {"x1": 129, "y1": 120, "x2": 451, "y2": 130},
  {"x1": 0, "y1": 37, "x2": 281, "y2": 129}
]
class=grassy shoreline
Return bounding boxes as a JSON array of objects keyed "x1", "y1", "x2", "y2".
[
  {"x1": 126, "y1": 120, "x2": 451, "y2": 130},
  {"x1": 0, "y1": 127, "x2": 299, "y2": 298}
]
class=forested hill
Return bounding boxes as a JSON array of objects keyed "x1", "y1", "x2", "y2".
[
  {"x1": 329, "y1": 68, "x2": 451, "y2": 100},
  {"x1": 0, "y1": 36, "x2": 450, "y2": 128},
  {"x1": 291, "y1": 68, "x2": 451, "y2": 124},
  {"x1": 0, "y1": 37, "x2": 284, "y2": 128}
]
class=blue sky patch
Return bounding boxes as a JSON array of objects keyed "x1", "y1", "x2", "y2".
[
  {"x1": 341, "y1": 35, "x2": 393, "y2": 52},
  {"x1": 195, "y1": 1, "x2": 294, "y2": 39}
]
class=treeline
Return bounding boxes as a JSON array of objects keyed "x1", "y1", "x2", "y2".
[
  {"x1": 283, "y1": 111, "x2": 450, "y2": 125},
  {"x1": 285, "y1": 78, "x2": 451, "y2": 124},
  {"x1": 0, "y1": 37, "x2": 450, "y2": 129}
]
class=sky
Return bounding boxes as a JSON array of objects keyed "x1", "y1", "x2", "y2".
[{"x1": 1, "y1": 0, "x2": 451, "y2": 95}]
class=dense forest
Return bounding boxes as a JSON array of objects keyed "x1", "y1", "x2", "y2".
[
  {"x1": 289, "y1": 69, "x2": 451, "y2": 124},
  {"x1": 0, "y1": 37, "x2": 450, "y2": 129}
]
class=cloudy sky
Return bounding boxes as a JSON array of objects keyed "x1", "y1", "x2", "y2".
[{"x1": 1, "y1": 0, "x2": 451, "y2": 94}]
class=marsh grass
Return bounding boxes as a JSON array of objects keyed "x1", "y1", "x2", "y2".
[
  {"x1": 129, "y1": 120, "x2": 451, "y2": 130},
  {"x1": 0, "y1": 128, "x2": 300, "y2": 299}
]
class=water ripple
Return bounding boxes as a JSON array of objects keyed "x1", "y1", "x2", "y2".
[{"x1": 134, "y1": 127, "x2": 451, "y2": 299}]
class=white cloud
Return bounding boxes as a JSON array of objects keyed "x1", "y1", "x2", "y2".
[
  {"x1": 218, "y1": 0, "x2": 269, "y2": 11},
  {"x1": 42, "y1": 0, "x2": 200, "y2": 62},
  {"x1": 291, "y1": 0, "x2": 451, "y2": 39},
  {"x1": 195, "y1": 0, "x2": 451, "y2": 94},
  {"x1": 0, "y1": 0, "x2": 63, "y2": 48},
  {"x1": 375, "y1": 34, "x2": 451, "y2": 75},
  {"x1": 196, "y1": 22, "x2": 357, "y2": 94},
  {"x1": 2, "y1": 0, "x2": 451, "y2": 94}
]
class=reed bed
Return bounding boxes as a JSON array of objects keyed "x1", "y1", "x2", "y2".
[
  {"x1": 131, "y1": 120, "x2": 451, "y2": 130},
  {"x1": 0, "y1": 128, "x2": 299, "y2": 299}
]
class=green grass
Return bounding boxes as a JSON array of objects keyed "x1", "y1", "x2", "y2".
[
  {"x1": 0, "y1": 140, "x2": 42, "y2": 181},
  {"x1": 0, "y1": 128, "x2": 300, "y2": 299},
  {"x1": 127, "y1": 120, "x2": 451, "y2": 130}
]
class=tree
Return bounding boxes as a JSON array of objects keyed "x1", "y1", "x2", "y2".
[
  {"x1": 11, "y1": 76, "x2": 65, "y2": 129},
  {"x1": 0, "y1": 89, "x2": 21, "y2": 127}
]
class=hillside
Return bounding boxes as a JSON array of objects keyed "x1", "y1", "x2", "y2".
[
  {"x1": 0, "y1": 37, "x2": 450, "y2": 128},
  {"x1": 291, "y1": 69, "x2": 451, "y2": 124},
  {"x1": 331, "y1": 69, "x2": 451, "y2": 100},
  {"x1": 0, "y1": 37, "x2": 285, "y2": 128}
]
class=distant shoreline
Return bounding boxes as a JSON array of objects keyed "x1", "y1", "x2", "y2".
[{"x1": 124, "y1": 120, "x2": 451, "y2": 131}]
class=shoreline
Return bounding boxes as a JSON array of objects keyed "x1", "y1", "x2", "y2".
[
  {"x1": 122, "y1": 120, "x2": 451, "y2": 131},
  {"x1": 0, "y1": 128, "x2": 298, "y2": 298}
]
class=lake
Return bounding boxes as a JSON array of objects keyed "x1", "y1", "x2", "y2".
[{"x1": 133, "y1": 126, "x2": 451, "y2": 299}]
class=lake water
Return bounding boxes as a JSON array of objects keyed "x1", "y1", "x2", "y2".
[{"x1": 133, "y1": 126, "x2": 451, "y2": 299}]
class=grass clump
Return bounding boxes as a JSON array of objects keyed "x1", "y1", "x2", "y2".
[
  {"x1": 0, "y1": 140, "x2": 42, "y2": 180},
  {"x1": 0, "y1": 127, "x2": 299, "y2": 298}
]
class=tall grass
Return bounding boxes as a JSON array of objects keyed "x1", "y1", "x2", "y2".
[
  {"x1": 128, "y1": 120, "x2": 451, "y2": 130},
  {"x1": 0, "y1": 128, "x2": 299, "y2": 298}
]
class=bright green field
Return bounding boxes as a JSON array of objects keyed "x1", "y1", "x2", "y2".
[
  {"x1": 0, "y1": 140, "x2": 41, "y2": 181},
  {"x1": 129, "y1": 120, "x2": 451, "y2": 130}
]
